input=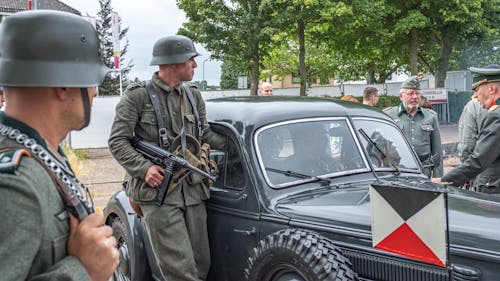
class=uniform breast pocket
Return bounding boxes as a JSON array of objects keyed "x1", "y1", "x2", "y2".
[
  {"x1": 51, "y1": 234, "x2": 69, "y2": 264},
  {"x1": 34, "y1": 219, "x2": 69, "y2": 269},
  {"x1": 419, "y1": 124, "x2": 434, "y2": 144},
  {"x1": 184, "y1": 114, "x2": 196, "y2": 135},
  {"x1": 140, "y1": 109, "x2": 157, "y2": 137}
]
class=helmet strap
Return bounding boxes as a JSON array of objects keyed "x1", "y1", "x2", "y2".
[{"x1": 80, "y1": 88, "x2": 91, "y2": 128}]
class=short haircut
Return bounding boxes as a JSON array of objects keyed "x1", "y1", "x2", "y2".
[{"x1": 363, "y1": 87, "x2": 378, "y2": 100}]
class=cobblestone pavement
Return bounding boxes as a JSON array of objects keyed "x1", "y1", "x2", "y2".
[{"x1": 75, "y1": 148, "x2": 125, "y2": 209}]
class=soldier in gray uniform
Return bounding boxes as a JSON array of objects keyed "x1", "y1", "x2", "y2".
[
  {"x1": 109, "y1": 35, "x2": 225, "y2": 281},
  {"x1": 0, "y1": 11, "x2": 118, "y2": 281},
  {"x1": 457, "y1": 98, "x2": 487, "y2": 162},
  {"x1": 383, "y1": 76, "x2": 443, "y2": 178},
  {"x1": 433, "y1": 64, "x2": 500, "y2": 195}
]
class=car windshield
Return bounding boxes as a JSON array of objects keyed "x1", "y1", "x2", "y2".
[
  {"x1": 256, "y1": 119, "x2": 369, "y2": 187},
  {"x1": 353, "y1": 118, "x2": 419, "y2": 172}
]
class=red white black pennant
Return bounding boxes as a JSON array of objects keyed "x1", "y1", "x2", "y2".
[{"x1": 370, "y1": 184, "x2": 448, "y2": 267}]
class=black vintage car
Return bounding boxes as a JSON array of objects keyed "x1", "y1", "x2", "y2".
[{"x1": 105, "y1": 96, "x2": 500, "y2": 281}]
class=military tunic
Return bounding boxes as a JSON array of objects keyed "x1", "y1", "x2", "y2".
[
  {"x1": 457, "y1": 99, "x2": 487, "y2": 162},
  {"x1": 442, "y1": 98, "x2": 500, "y2": 194},
  {"x1": 108, "y1": 72, "x2": 225, "y2": 281},
  {"x1": 383, "y1": 103, "x2": 443, "y2": 177},
  {"x1": 0, "y1": 113, "x2": 90, "y2": 281}
]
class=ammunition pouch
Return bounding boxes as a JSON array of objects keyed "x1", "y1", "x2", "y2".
[{"x1": 170, "y1": 135, "x2": 217, "y2": 190}]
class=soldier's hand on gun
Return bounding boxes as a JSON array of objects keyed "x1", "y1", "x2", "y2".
[
  {"x1": 67, "y1": 211, "x2": 119, "y2": 281},
  {"x1": 145, "y1": 164, "x2": 165, "y2": 188}
]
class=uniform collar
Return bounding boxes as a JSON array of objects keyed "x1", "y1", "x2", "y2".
[
  {"x1": 151, "y1": 72, "x2": 182, "y2": 94},
  {"x1": 397, "y1": 102, "x2": 423, "y2": 116},
  {"x1": 0, "y1": 112, "x2": 66, "y2": 157}
]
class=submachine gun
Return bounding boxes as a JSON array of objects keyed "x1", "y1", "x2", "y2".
[{"x1": 131, "y1": 137, "x2": 217, "y2": 206}]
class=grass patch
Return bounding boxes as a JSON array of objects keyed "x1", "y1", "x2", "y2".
[
  {"x1": 62, "y1": 144, "x2": 89, "y2": 160},
  {"x1": 62, "y1": 144, "x2": 89, "y2": 177}
]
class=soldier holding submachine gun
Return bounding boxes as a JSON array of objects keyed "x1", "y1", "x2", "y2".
[{"x1": 109, "y1": 34, "x2": 226, "y2": 281}]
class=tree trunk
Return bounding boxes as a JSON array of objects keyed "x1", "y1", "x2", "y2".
[
  {"x1": 366, "y1": 63, "x2": 375, "y2": 84},
  {"x1": 435, "y1": 36, "x2": 452, "y2": 88},
  {"x1": 249, "y1": 40, "x2": 260, "y2": 96},
  {"x1": 409, "y1": 28, "x2": 418, "y2": 75},
  {"x1": 297, "y1": 19, "x2": 307, "y2": 96}
]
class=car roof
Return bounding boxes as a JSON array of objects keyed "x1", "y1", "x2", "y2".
[{"x1": 205, "y1": 96, "x2": 393, "y2": 132}]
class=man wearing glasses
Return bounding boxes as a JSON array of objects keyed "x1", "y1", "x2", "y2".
[
  {"x1": 383, "y1": 76, "x2": 443, "y2": 178},
  {"x1": 433, "y1": 65, "x2": 500, "y2": 195}
]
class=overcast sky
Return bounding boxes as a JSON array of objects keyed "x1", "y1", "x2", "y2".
[{"x1": 61, "y1": 0, "x2": 222, "y2": 85}]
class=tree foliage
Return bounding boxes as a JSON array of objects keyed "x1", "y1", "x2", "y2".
[
  {"x1": 178, "y1": 0, "x2": 500, "y2": 90},
  {"x1": 177, "y1": 0, "x2": 273, "y2": 95},
  {"x1": 96, "y1": 0, "x2": 133, "y2": 96}
]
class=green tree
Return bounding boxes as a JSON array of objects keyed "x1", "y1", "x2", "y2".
[
  {"x1": 324, "y1": 0, "x2": 404, "y2": 83},
  {"x1": 387, "y1": 0, "x2": 500, "y2": 87},
  {"x1": 451, "y1": 36, "x2": 500, "y2": 70},
  {"x1": 177, "y1": 0, "x2": 272, "y2": 95},
  {"x1": 96, "y1": 0, "x2": 133, "y2": 96},
  {"x1": 220, "y1": 58, "x2": 247, "y2": 90},
  {"x1": 263, "y1": 0, "x2": 351, "y2": 95}
]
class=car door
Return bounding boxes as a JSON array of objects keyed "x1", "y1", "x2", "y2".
[{"x1": 206, "y1": 124, "x2": 260, "y2": 281}]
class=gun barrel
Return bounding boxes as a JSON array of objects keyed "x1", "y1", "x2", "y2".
[{"x1": 131, "y1": 137, "x2": 217, "y2": 181}]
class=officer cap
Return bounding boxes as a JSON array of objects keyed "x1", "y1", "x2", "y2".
[
  {"x1": 401, "y1": 76, "x2": 421, "y2": 90},
  {"x1": 470, "y1": 64, "x2": 500, "y2": 90},
  {"x1": 150, "y1": 35, "x2": 200, "y2": 65}
]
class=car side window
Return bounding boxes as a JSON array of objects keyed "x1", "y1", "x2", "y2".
[{"x1": 209, "y1": 137, "x2": 245, "y2": 190}]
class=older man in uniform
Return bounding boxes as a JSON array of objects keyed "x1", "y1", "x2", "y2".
[
  {"x1": 433, "y1": 64, "x2": 500, "y2": 195},
  {"x1": 109, "y1": 35, "x2": 225, "y2": 281},
  {"x1": 383, "y1": 76, "x2": 443, "y2": 178},
  {"x1": 0, "y1": 11, "x2": 118, "y2": 281}
]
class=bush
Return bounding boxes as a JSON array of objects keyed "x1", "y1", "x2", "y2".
[{"x1": 376, "y1": 95, "x2": 401, "y2": 110}]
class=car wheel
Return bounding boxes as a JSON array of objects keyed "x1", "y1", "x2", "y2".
[
  {"x1": 245, "y1": 228, "x2": 358, "y2": 281},
  {"x1": 111, "y1": 216, "x2": 132, "y2": 281}
]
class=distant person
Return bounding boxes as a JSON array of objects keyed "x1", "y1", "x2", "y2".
[
  {"x1": 420, "y1": 96, "x2": 433, "y2": 110},
  {"x1": 340, "y1": 95, "x2": 359, "y2": 103},
  {"x1": 258, "y1": 82, "x2": 273, "y2": 96},
  {"x1": 383, "y1": 76, "x2": 443, "y2": 178},
  {"x1": 433, "y1": 64, "x2": 500, "y2": 195},
  {"x1": 362, "y1": 86, "x2": 379, "y2": 106},
  {"x1": 457, "y1": 97, "x2": 487, "y2": 162},
  {"x1": 0, "y1": 10, "x2": 118, "y2": 281}
]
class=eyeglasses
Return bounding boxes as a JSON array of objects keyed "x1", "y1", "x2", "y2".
[{"x1": 403, "y1": 90, "x2": 421, "y2": 97}]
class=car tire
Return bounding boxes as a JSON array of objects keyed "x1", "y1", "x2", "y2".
[
  {"x1": 245, "y1": 228, "x2": 358, "y2": 281},
  {"x1": 111, "y1": 216, "x2": 132, "y2": 281}
]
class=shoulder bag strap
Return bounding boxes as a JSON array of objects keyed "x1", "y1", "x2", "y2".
[{"x1": 145, "y1": 80, "x2": 170, "y2": 149}]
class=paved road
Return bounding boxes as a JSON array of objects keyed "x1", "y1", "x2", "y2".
[{"x1": 439, "y1": 123, "x2": 458, "y2": 155}]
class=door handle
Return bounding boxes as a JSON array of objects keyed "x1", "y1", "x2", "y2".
[{"x1": 233, "y1": 227, "x2": 256, "y2": 236}]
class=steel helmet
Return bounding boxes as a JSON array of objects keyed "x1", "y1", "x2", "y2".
[
  {"x1": 0, "y1": 10, "x2": 110, "y2": 87},
  {"x1": 150, "y1": 35, "x2": 200, "y2": 65}
]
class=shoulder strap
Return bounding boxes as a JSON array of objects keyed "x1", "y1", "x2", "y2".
[
  {"x1": 146, "y1": 80, "x2": 170, "y2": 149},
  {"x1": 182, "y1": 84, "x2": 204, "y2": 138},
  {"x1": 0, "y1": 147, "x2": 31, "y2": 174},
  {"x1": 0, "y1": 124, "x2": 94, "y2": 220}
]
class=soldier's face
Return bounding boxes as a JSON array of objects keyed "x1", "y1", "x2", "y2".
[
  {"x1": 400, "y1": 89, "x2": 421, "y2": 113},
  {"x1": 174, "y1": 57, "x2": 197, "y2": 82},
  {"x1": 474, "y1": 82, "x2": 497, "y2": 109}
]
